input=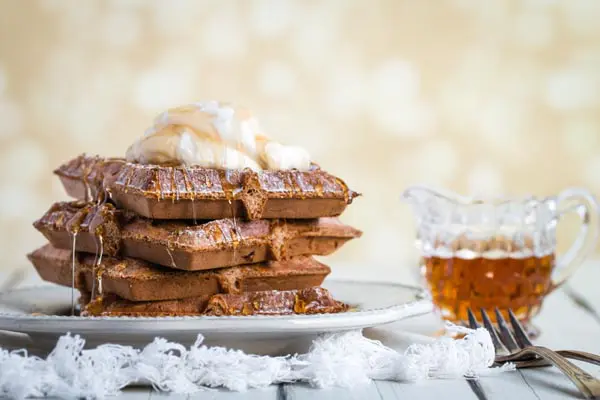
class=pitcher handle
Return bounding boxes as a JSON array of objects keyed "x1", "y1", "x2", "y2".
[{"x1": 552, "y1": 188, "x2": 600, "y2": 287}]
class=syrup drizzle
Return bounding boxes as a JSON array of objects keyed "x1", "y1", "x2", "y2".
[
  {"x1": 84, "y1": 180, "x2": 91, "y2": 203},
  {"x1": 92, "y1": 233, "x2": 99, "y2": 299},
  {"x1": 230, "y1": 215, "x2": 240, "y2": 263},
  {"x1": 221, "y1": 168, "x2": 242, "y2": 264},
  {"x1": 220, "y1": 170, "x2": 238, "y2": 226},
  {"x1": 65, "y1": 195, "x2": 90, "y2": 316},
  {"x1": 171, "y1": 167, "x2": 177, "y2": 204},
  {"x1": 209, "y1": 221, "x2": 225, "y2": 245},
  {"x1": 95, "y1": 186, "x2": 108, "y2": 208},
  {"x1": 155, "y1": 167, "x2": 163, "y2": 201},
  {"x1": 95, "y1": 235, "x2": 104, "y2": 296},
  {"x1": 123, "y1": 165, "x2": 136, "y2": 194},
  {"x1": 229, "y1": 199, "x2": 238, "y2": 233},
  {"x1": 91, "y1": 235, "x2": 104, "y2": 298},
  {"x1": 334, "y1": 177, "x2": 350, "y2": 203},
  {"x1": 289, "y1": 173, "x2": 301, "y2": 197},
  {"x1": 165, "y1": 246, "x2": 177, "y2": 269},
  {"x1": 191, "y1": 198, "x2": 197, "y2": 225},
  {"x1": 181, "y1": 166, "x2": 197, "y2": 224},
  {"x1": 315, "y1": 180, "x2": 324, "y2": 196},
  {"x1": 89, "y1": 188, "x2": 107, "y2": 300},
  {"x1": 70, "y1": 232, "x2": 78, "y2": 316}
]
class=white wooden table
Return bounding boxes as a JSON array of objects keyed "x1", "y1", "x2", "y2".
[{"x1": 2, "y1": 261, "x2": 600, "y2": 400}]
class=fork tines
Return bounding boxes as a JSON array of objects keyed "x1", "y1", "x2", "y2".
[
  {"x1": 507, "y1": 309, "x2": 534, "y2": 348},
  {"x1": 466, "y1": 308, "x2": 533, "y2": 354},
  {"x1": 493, "y1": 308, "x2": 520, "y2": 352}
]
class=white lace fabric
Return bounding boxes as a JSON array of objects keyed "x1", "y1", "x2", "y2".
[{"x1": 0, "y1": 325, "x2": 512, "y2": 398}]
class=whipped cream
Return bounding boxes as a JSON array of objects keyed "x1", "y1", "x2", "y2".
[{"x1": 126, "y1": 101, "x2": 311, "y2": 171}]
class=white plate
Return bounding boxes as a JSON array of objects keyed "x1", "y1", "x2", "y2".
[{"x1": 0, "y1": 281, "x2": 432, "y2": 355}]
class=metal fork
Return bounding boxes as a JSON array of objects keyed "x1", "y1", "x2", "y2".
[
  {"x1": 467, "y1": 308, "x2": 600, "y2": 400},
  {"x1": 468, "y1": 308, "x2": 600, "y2": 367}
]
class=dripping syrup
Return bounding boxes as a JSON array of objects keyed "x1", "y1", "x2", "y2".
[
  {"x1": 92, "y1": 232, "x2": 99, "y2": 299},
  {"x1": 191, "y1": 198, "x2": 197, "y2": 225},
  {"x1": 154, "y1": 167, "x2": 163, "y2": 202},
  {"x1": 70, "y1": 232, "x2": 78, "y2": 316},
  {"x1": 335, "y1": 177, "x2": 350, "y2": 203},
  {"x1": 89, "y1": 190, "x2": 107, "y2": 300},
  {"x1": 171, "y1": 166, "x2": 177, "y2": 204},
  {"x1": 315, "y1": 180, "x2": 324, "y2": 196},
  {"x1": 95, "y1": 235, "x2": 104, "y2": 297},
  {"x1": 289, "y1": 173, "x2": 301, "y2": 198},
  {"x1": 222, "y1": 168, "x2": 242, "y2": 264},
  {"x1": 65, "y1": 205, "x2": 88, "y2": 316},
  {"x1": 165, "y1": 245, "x2": 177, "y2": 269},
  {"x1": 123, "y1": 164, "x2": 136, "y2": 194},
  {"x1": 182, "y1": 166, "x2": 197, "y2": 224},
  {"x1": 210, "y1": 221, "x2": 225, "y2": 245},
  {"x1": 230, "y1": 214, "x2": 240, "y2": 264}
]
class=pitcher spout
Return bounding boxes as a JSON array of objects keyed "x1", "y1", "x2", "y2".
[{"x1": 401, "y1": 185, "x2": 463, "y2": 205}]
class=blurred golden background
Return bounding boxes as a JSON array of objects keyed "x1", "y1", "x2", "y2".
[{"x1": 1, "y1": 0, "x2": 599, "y2": 281}]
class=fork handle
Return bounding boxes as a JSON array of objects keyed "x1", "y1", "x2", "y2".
[
  {"x1": 559, "y1": 350, "x2": 600, "y2": 367},
  {"x1": 501, "y1": 350, "x2": 600, "y2": 369},
  {"x1": 511, "y1": 347, "x2": 600, "y2": 399}
]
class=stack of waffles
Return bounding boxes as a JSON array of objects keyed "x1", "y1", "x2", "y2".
[{"x1": 28, "y1": 153, "x2": 361, "y2": 316}]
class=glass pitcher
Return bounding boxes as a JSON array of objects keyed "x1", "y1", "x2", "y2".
[{"x1": 401, "y1": 185, "x2": 599, "y2": 330}]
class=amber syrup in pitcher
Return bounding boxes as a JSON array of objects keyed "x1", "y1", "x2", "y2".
[{"x1": 422, "y1": 235, "x2": 554, "y2": 323}]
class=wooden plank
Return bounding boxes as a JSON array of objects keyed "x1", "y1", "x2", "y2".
[
  {"x1": 201, "y1": 386, "x2": 278, "y2": 399},
  {"x1": 520, "y1": 368, "x2": 590, "y2": 400},
  {"x1": 149, "y1": 391, "x2": 189, "y2": 399},
  {"x1": 476, "y1": 372, "x2": 539, "y2": 400},
  {"x1": 116, "y1": 386, "x2": 279, "y2": 399},
  {"x1": 115, "y1": 387, "x2": 152, "y2": 400},
  {"x1": 375, "y1": 379, "x2": 478, "y2": 399},
  {"x1": 283, "y1": 382, "x2": 381, "y2": 400},
  {"x1": 474, "y1": 368, "x2": 597, "y2": 400}
]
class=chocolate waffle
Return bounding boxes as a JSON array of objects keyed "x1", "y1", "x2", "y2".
[
  {"x1": 28, "y1": 244, "x2": 331, "y2": 302},
  {"x1": 34, "y1": 201, "x2": 361, "y2": 271},
  {"x1": 79, "y1": 287, "x2": 348, "y2": 317},
  {"x1": 54, "y1": 155, "x2": 360, "y2": 220}
]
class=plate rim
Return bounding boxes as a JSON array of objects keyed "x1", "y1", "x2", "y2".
[{"x1": 0, "y1": 280, "x2": 433, "y2": 334}]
